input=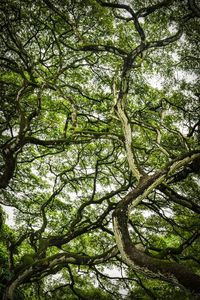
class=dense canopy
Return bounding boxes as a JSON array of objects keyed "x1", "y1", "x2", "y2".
[{"x1": 0, "y1": 0, "x2": 200, "y2": 299}]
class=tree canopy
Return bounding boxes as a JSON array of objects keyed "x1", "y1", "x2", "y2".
[{"x1": 0, "y1": 0, "x2": 200, "y2": 299}]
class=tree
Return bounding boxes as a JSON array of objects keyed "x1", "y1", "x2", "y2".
[{"x1": 0, "y1": 0, "x2": 200, "y2": 299}]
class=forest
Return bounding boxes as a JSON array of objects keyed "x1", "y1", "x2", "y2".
[{"x1": 0, "y1": 0, "x2": 200, "y2": 299}]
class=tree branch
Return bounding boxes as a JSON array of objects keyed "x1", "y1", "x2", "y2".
[{"x1": 112, "y1": 151, "x2": 200, "y2": 294}]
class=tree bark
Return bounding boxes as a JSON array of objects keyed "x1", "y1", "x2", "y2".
[{"x1": 112, "y1": 154, "x2": 200, "y2": 295}]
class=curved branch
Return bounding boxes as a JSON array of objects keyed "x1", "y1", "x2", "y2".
[
  {"x1": 3, "y1": 247, "x2": 118, "y2": 300},
  {"x1": 113, "y1": 205, "x2": 200, "y2": 293},
  {"x1": 97, "y1": 0, "x2": 145, "y2": 41},
  {"x1": 114, "y1": 99, "x2": 143, "y2": 181},
  {"x1": 136, "y1": 0, "x2": 173, "y2": 18},
  {"x1": 148, "y1": 29, "x2": 183, "y2": 48},
  {"x1": 159, "y1": 184, "x2": 200, "y2": 214},
  {"x1": 112, "y1": 152, "x2": 200, "y2": 294}
]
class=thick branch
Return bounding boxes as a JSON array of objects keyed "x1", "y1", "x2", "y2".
[
  {"x1": 97, "y1": 0, "x2": 145, "y2": 41},
  {"x1": 113, "y1": 152, "x2": 200, "y2": 293},
  {"x1": 159, "y1": 184, "x2": 200, "y2": 214},
  {"x1": 136, "y1": 0, "x2": 173, "y2": 18},
  {"x1": 0, "y1": 148, "x2": 16, "y2": 189},
  {"x1": 148, "y1": 29, "x2": 183, "y2": 48},
  {"x1": 3, "y1": 247, "x2": 118, "y2": 300},
  {"x1": 113, "y1": 205, "x2": 200, "y2": 293}
]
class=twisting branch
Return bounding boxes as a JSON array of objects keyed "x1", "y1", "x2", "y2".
[
  {"x1": 112, "y1": 151, "x2": 200, "y2": 294},
  {"x1": 148, "y1": 29, "x2": 183, "y2": 48},
  {"x1": 3, "y1": 247, "x2": 118, "y2": 300},
  {"x1": 111, "y1": 68, "x2": 143, "y2": 181},
  {"x1": 114, "y1": 98, "x2": 143, "y2": 181},
  {"x1": 96, "y1": 0, "x2": 145, "y2": 41}
]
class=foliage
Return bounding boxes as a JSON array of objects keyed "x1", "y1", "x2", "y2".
[{"x1": 0, "y1": 0, "x2": 200, "y2": 299}]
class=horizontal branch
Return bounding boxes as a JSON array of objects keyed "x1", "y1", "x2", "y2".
[{"x1": 3, "y1": 247, "x2": 118, "y2": 300}]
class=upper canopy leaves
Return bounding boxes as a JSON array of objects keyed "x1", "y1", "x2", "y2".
[{"x1": 0, "y1": 0, "x2": 200, "y2": 299}]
